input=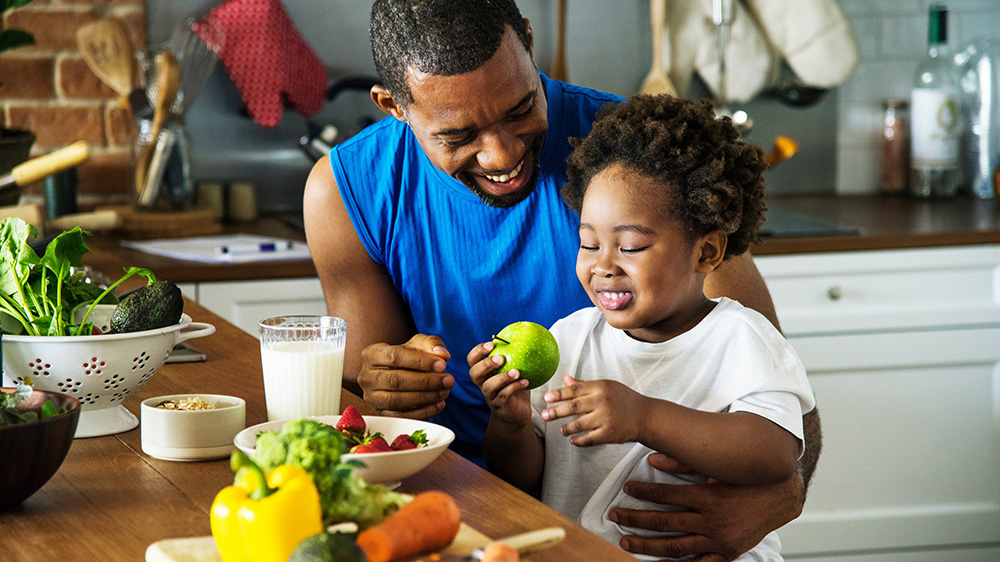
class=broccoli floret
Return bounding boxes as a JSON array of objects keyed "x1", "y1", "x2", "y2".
[{"x1": 250, "y1": 418, "x2": 406, "y2": 527}]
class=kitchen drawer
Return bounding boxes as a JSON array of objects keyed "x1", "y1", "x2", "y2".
[{"x1": 754, "y1": 245, "x2": 1000, "y2": 335}]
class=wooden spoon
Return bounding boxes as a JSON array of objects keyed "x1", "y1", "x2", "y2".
[
  {"x1": 134, "y1": 51, "x2": 181, "y2": 197},
  {"x1": 76, "y1": 17, "x2": 135, "y2": 107},
  {"x1": 549, "y1": 0, "x2": 568, "y2": 82},
  {"x1": 638, "y1": 0, "x2": 677, "y2": 96}
]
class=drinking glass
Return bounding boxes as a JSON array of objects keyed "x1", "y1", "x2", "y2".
[{"x1": 258, "y1": 316, "x2": 347, "y2": 421}]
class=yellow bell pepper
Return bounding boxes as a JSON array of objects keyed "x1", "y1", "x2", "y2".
[{"x1": 210, "y1": 450, "x2": 324, "y2": 562}]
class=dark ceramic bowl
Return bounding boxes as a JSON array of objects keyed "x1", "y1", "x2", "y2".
[{"x1": 0, "y1": 388, "x2": 80, "y2": 509}]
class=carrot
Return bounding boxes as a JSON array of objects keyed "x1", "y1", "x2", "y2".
[
  {"x1": 480, "y1": 543, "x2": 520, "y2": 562},
  {"x1": 356, "y1": 491, "x2": 462, "y2": 562}
]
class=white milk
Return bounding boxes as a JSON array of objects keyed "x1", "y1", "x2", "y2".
[{"x1": 260, "y1": 340, "x2": 344, "y2": 421}]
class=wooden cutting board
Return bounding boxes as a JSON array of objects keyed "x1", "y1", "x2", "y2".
[
  {"x1": 101, "y1": 205, "x2": 222, "y2": 239},
  {"x1": 146, "y1": 523, "x2": 492, "y2": 562}
]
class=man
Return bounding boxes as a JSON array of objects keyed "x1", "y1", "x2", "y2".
[{"x1": 304, "y1": 1, "x2": 821, "y2": 559}]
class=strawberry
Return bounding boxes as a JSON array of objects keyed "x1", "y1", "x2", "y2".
[
  {"x1": 390, "y1": 429, "x2": 428, "y2": 451},
  {"x1": 336, "y1": 405, "x2": 366, "y2": 434},
  {"x1": 351, "y1": 435, "x2": 392, "y2": 454}
]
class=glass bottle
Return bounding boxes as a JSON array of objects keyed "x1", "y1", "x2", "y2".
[
  {"x1": 910, "y1": 4, "x2": 961, "y2": 199},
  {"x1": 881, "y1": 99, "x2": 909, "y2": 195}
]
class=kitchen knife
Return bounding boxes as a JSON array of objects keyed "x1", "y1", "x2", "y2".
[
  {"x1": 0, "y1": 141, "x2": 90, "y2": 199},
  {"x1": 414, "y1": 527, "x2": 566, "y2": 562}
]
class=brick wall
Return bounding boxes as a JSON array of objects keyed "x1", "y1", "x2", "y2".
[{"x1": 1, "y1": 0, "x2": 147, "y2": 206}]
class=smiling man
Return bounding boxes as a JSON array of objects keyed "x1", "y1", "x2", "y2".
[{"x1": 303, "y1": 1, "x2": 820, "y2": 560}]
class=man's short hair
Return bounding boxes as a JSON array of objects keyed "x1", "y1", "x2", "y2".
[{"x1": 370, "y1": 0, "x2": 532, "y2": 107}]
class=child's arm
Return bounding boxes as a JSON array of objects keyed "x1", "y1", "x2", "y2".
[
  {"x1": 468, "y1": 341, "x2": 545, "y2": 493},
  {"x1": 542, "y1": 376, "x2": 800, "y2": 486}
]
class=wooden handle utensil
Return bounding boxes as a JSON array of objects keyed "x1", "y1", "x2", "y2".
[
  {"x1": 76, "y1": 18, "x2": 135, "y2": 106},
  {"x1": 638, "y1": 0, "x2": 677, "y2": 96},
  {"x1": 134, "y1": 51, "x2": 181, "y2": 197}
]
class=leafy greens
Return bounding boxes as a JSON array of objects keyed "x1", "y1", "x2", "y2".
[
  {"x1": 0, "y1": 380, "x2": 67, "y2": 427},
  {"x1": 0, "y1": 218, "x2": 154, "y2": 336}
]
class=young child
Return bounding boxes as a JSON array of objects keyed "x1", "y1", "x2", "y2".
[{"x1": 468, "y1": 95, "x2": 815, "y2": 561}]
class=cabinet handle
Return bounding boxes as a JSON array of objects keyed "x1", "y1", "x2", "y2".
[{"x1": 827, "y1": 285, "x2": 843, "y2": 301}]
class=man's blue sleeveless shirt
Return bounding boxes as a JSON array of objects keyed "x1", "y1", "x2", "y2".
[{"x1": 330, "y1": 74, "x2": 622, "y2": 463}]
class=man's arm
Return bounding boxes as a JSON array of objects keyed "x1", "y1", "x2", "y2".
[{"x1": 303, "y1": 156, "x2": 416, "y2": 393}]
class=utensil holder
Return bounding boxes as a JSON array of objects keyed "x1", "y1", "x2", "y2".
[{"x1": 134, "y1": 117, "x2": 194, "y2": 210}]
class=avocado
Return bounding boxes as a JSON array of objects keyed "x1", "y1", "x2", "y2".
[
  {"x1": 108, "y1": 281, "x2": 184, "y2": 333},
  {"x1": 289, "y1": 531, "x2": 368, "y2": 562}
]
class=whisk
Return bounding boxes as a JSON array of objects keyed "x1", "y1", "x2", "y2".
[{"x1": 169, "y1": 13, "x2": 225, "y2": 116}]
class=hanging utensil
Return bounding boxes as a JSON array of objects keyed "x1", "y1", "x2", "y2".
[
  {"x1": 168, "y1": 13, "x2": 225, "y2": 116},
  {"x1": 134, "y1": 51, "x2": 181, "y2": 197},
  {"x1": 0, "y1": 142, "x2": 90, "y2": 203},
  {"x1": 638, "y1": 0, "x2": 677, "y2": 96},
  {"x1": 712, "y1": 0, "x2": 752, "y2": 134},
  {"x1": 550, "y1": 0, "x2": 568, "y2": 82},
  {"x1": 75, "y1": 18, "x2": 135, "y2": 108}
]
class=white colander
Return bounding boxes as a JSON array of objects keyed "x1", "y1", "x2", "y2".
[{"x1": 1, "y1": 306, "x2": 215, "y2": 437}]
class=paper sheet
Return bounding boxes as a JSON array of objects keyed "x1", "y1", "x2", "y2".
[{"x1": 122, "y1": 234, "x2": 310, "y2": 264}]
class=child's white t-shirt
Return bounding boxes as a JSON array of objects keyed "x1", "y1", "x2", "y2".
[{"x1": 530, "y1": 297, "x2": 815, "y2": 561}]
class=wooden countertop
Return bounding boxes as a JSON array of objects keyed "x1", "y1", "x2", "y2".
[
  {"x1": 754, "y1": 194, "x2": 1000, "y2": 256},
  {"x1": 1, "y1": 298, "x2": 634, "y2": 562}
]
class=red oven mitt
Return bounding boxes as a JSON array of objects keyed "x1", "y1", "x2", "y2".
[{"x1": 208, "y1": 0, "x2": 328, "y2": 128}]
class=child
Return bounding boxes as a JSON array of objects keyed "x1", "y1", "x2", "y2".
[{"x1": 468, "y1": 95, "x2": 815, "y2": 561}]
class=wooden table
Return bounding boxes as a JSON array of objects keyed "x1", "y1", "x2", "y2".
[{"x1": 0, "y1": 300, "x2": 633, "y2": 562}]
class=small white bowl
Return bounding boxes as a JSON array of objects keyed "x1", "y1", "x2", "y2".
[
  {"x1": 234, "y1": 415, "x2": 455, "y2": 487},
  {"x1": 141, "y1": 394, "x2": 246, "y2": 461}
]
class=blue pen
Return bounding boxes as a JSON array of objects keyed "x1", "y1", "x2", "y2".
[{"x1": 216, "y1": 241, "x2": 294, "y2": 255}]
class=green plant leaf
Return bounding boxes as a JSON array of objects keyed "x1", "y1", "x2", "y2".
[
  {"x1": 0, "y1": 29, "x2": 34, "y2": 52},
  {"x1": 3, "y1": 0, "x2": 35, "y2": 12}
]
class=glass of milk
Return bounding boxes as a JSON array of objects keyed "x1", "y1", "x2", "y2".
[{"x1": 258, "y1": 315, "x2": 347, "y2": 421}]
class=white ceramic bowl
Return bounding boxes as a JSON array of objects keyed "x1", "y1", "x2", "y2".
[
  {"x1": 234, "y1": 415, "x2": 455, "y2": 486},
  {"x1": 140, "y1": 394, "x2": 246, "y2": 462},
  {"x1": 1, "y1": 305, "x2": 216, "y2": 438}
]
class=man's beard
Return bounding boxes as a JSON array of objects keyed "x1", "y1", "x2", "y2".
[{"x1": 463, "y1": 150, "x2": 543, "y2": 209}]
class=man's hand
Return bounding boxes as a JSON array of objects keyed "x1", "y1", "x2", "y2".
[
  {"x1": 608, "y1": 454, "x2": 804, "y2": 561},
  {"x1": 358, "y1": 334, "x2": 454, "y2": 420}
]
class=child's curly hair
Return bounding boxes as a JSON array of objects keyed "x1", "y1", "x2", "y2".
[{"x1": 563, "y1": 94, "x2": 767, "y2": 258}]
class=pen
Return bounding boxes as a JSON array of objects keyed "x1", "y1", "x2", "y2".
[{"x1": 216, "y1": 241, "x2": 294, "y2": 255}]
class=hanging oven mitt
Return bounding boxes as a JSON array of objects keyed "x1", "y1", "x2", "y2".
[
  {"x1": 208, "y1": 0, "x2": 328, "y2": 128},
  {"x1": 744, "y1": 0, "x2": 858, "y2": 88},
  {"x1": 664, "y1": 0, "x2": 778, "y2": 103}
]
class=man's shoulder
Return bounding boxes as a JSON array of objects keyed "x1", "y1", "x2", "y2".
[{"x1": 542, "y1": 73, "x2": 622, "y2": 105}]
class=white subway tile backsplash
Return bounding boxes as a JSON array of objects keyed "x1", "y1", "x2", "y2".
[
  {"x1": 838, "y1": 102, "x2": 884, "y2": 150},
  {"x1": 837, "y1": 146, "x2": 882, "y2": 194},
  {"x1": 840, "y1": 61, "x2": 916, "y2": 102},
  {"x1": 953, "y1": 11, "x2": 1000, "y2": 47},
  {"x1": 849, "y1": 18, "x2": 882, "y2": 60},
  {"x1": 880, "y1": 15, "x2": 928, "y2": 57}
]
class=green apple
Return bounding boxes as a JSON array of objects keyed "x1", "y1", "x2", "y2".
[{"x1": 487, "y1": 321, "x2": 560, "y2": 389}]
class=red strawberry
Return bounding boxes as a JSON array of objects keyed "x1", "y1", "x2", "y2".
[
  {"x1": 352, "y1": 435, "x2": 391, "y2": 454},
  {"x1": 335, "y1": 405, "x2": 366, "y2": 433},
  {"x1": 391, "y1": 429, "x2": 428, "y2": 451}
]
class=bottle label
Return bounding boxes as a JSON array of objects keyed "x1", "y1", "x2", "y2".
[{"x1": 911, "y1": 88, "x2": 959, "y2": 168}]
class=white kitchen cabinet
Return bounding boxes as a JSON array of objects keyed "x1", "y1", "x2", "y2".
[
  {"x1": 187, "y1": 278, "x2": 326, "y2": 336},
  {"x1": 755, "y1": 245, "x2": 1000, "y2": 561}
]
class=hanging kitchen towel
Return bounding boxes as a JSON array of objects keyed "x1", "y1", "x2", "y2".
[
  {"x1": 744, "y1": 0, "x2": 858, "y2": 88},
  {"x1": 208, "y1": 0, "x2": 328, "y2": 128}
]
